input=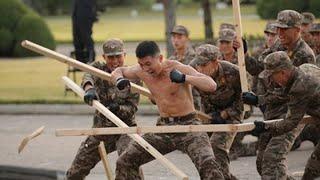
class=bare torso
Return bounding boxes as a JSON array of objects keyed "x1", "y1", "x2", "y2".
[{"x1": 137, "y1": 61, "x2": 195, "y2": 117}]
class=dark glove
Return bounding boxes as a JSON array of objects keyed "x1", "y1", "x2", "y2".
[
  {"x1": 170, "y1": 69, "x2": 186, "y2": 83},
  {"x1": 116, "y1": 78, "x2": 131, "y2": 90},
  {"x1": 233, "y1": 38, "x2": 248, "y2": 54},
  {"x1": 84, "y1": 88, "x2": 98, "y2": 106},
  {"x1": 242, "y1": 92, "x2": 258, "y2": 106},
  {"x1": 211, "y1": 112, "x2": 226, "y2": 124},
  {"x1": 107, "y1": 102, "x2": 120, "y2": 113},
  {"x1": 251, "y1": 121, "x2": 267, "y2": 136}
]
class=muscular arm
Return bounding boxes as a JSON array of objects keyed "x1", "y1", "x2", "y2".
[
  {"x1": 111, "y1": 65, "x2": 141, "y2": 83},
  {"x1": 174, "y1": 62, "x2": 217, "y2": 92}
]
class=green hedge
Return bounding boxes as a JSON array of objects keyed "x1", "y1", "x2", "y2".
[
  {"x1": 309, "y1": 0, "x2": 320, "y2": 17},
  {"x1": 0, "y1": 28, "x2": 14, "y2": 56},
  {"x1": 13, "y1": 14, "x2": 56, "y2": 57},
  {"x1": 256, "y1": 0, "x2": 310, "y2": 19},
  {"x1": 0, "y1": 0, "x2": 55, "y2": 57}
]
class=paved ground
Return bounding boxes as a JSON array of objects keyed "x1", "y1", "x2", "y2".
[{"x1": 0, "y1": 114, "x2": 314, "y2": 180}]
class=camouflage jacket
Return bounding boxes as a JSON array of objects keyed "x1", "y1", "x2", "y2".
[
  {"x1": 267, "y1": 65, "x2": 320, "y2": 136},
  {"x1": 198, "y1": 61, "x2": 243, "y2": 122},
  {"x1": 81, "y1": 61, "x2": 141, "y2": 126},
  {"x1": 222, "y1": 51, "x2": 238, "y2": 65},
  {"x1": 245, "y1": 38, "x2": 316, "y2": 76},
  {"x1": 168, "y1": 45, "x2": 195, "y2": 65}
]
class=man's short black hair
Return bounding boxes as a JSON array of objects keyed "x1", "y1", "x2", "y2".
[{"x1": 135, "y1": 41, "x2": 160, "y2": 59}]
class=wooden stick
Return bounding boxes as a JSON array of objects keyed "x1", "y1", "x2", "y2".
[
  {"x1": 231, "y1": 0, "x2": 250, "y2": 112},
  {"x1": 21, "y1": 40, "x2": 211, "y2": 122},
  {"x1": 56, "y1": 116, "x2": 314, "y2": 136},
  {"x1": 61, "y1": 76, "x2": 188, "y2": 180},
  {"x1": 18, "y1": 126, "x2": 45, "y2": 154},
  {"x1": 98, "y1": 142, "x2": 114, "y2": 180}
]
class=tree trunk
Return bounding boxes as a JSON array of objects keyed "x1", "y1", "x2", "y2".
[
  {"x1": 162, "y1": 0, "x2": 176, "y2": 57},
  {"x1": 202, "y1": 0, "x2": 214, "y2": 43}
]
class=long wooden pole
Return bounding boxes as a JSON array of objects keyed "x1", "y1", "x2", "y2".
[
  {"x1": 61, "y1": 76, "x2": 188, "y2": 180},
  {"x1": 98, "y1": 142, "x2": 114, "y2": 180},
  {"x1": 56, "y1": 116, "x2": 314, "y2": 136},
  {"x1": 21, "y1": 40, "x2": 211, "y2": 122},
  {"x1": 232, "y1": 0, "x2": 250, "y2": 112}
]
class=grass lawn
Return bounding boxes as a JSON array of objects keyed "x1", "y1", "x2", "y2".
[
  {"x1": 46, "y1": 5, "x2": 268, "y2": 43},
  {"x1": 0, "y1": 56, "x2": 150, "y2": 104}
]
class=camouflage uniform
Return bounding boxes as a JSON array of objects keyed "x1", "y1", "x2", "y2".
[
  {"x1": 309, "y1": 23, "x2": 320, "y2": 56},
  {"x1": 66, "y1": 39, "x2": 141, "y2": 180},
  {"x1": 245, "y1": 10, "x2": 315, "y2": 180},
  {"x1": 190, "y1": 44, "x2": 242, "y2": 180},
  {"x1": 169, "y1": 25, "x2": 202, "y2": 111},
  {"x1": 301, "y1": 12, "x2": 315, "y2": 47},
  {"x1": 260, "y1": 52, "x2": 320, "y2": 180},
  {"x1": 115, "y1": 113, "x2": 224, "y2": 180},
  {"x1": 218, "y1": 29, "x2": 238, "y2": 65}
]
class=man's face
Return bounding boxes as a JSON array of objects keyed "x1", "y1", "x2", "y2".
[
  {"x1": 277, "y1": 27, "x2": 300, "y2": 47},
  {"x1": 264, "y1": 32, "x2": 277, "y2": 48},
  {"x1": 218, "y1": 41, "x2": 234, "y2": 55},
  {"x1": 138, "y1": 55, "x2": 163, "y2": 76},
  {"x1": 195, "y1": 60, "x2": 218, "y2": 76},
  {"x1": 103, "y1": 54, "x2": 125, "y2": 71},
  {"x1": 171, "y1": 33, "x2": 189, "y2": 50}
]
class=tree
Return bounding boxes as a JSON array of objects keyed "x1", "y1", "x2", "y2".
[
  {"x1": 162, "y1": 0, "x2": 176, "y2": 57},
  {"x1": 202, "y1": 0, "x2": 214, "y2": 43}
]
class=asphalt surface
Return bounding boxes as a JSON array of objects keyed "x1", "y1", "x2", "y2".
[{"x1": 0, "y1": 114, "x2": 314, "y2": 180}]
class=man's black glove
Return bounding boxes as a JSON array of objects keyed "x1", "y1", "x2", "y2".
[
  {"x1": 116, "y1": 78, "x2": 131, "y2": 90},
  {"x1": 242, "y1": 92, "x2": 258, "y2": 106},
  {"x1": 107, "y1": 102, "x2": 120, "y2": 113},
  {"x1": 211, "y1": 112, "x2": 226, "y2": 124},
  {"x1": 233, "y1": 38, "x2": 248, "y2": 54},
  {"x1": 84, "y1": 88, "x2": 98, "y2": 106},
  {"x1": 251, "y1": 121, "x2": 267, "y2": 136},
  {"x1": 170, "y1": 69, "x2": 186, "y2": 83}
]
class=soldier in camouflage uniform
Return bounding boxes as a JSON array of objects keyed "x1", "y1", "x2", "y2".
[
  {"x1": 66, "y1": 39, "x2": 141, "y2": 180},
  {"x1": 309, "y1": 23, "x2": 320, "y2": 57},
  {"x1": 301, "y1": 12, "x2": 315, "y2": 47},
  {"x1": 190, "y1": 44, "x2": 242, "y2": 180},
  {"x1": 242, "y1": 10, "x2": 316, "y2": 180},
  {"x1": 250, "y1": 51, "x2": 320, "y2": 180},
  {"x1": 112, "y1": 41, "x2": 224, "y2": 180},
  {"x1": 218, "y1": 28, "x2": 238, "y2": 65},
  {"x1": 168, "y1": 25, "x2": 202, "y2": 111}
]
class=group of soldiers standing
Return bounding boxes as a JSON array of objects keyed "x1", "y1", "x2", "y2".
[{"x1": 65, "y1": 9, "x2": 320, "y2": 180}]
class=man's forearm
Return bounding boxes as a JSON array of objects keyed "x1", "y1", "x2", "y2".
[
  {"x1": 185, "y1": 75, "x2": 216, "y2": 92},
  {"x1": 111, "y1": 67, "x2": 124, "y2": 83}
]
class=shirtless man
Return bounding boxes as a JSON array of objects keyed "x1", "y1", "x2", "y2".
[{"x1": 111, "y1": 41, "x2": 224, "y2": 179}]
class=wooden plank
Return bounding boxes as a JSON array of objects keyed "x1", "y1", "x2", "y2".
[
  {"x1": 18, "y1": 126, "x2": 45, "y2": 154},
  {"x1": 21, "y1": 40, "x2": 210, "y2": 122},
  {"x1": 56, "y1": 116, "x2": 314, "y2": 136},
  {"x1": 98, "y1": 142, "x2": 114, "y2": 180},
  {"x1": 231, "y1": 0, "x2": 250, "y2": 112},
  {"x1": 61, "y1": 76, "x2": 188, "y2": 180}
]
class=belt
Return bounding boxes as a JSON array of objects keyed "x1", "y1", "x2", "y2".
[{"x1": 160, "y1": 112, "x2": 196, "y2": 123}]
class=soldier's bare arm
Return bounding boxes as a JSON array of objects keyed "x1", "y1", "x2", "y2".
[
  {"x1": 111, "y1": 65, "x2": 141, "y2": 83},
  {"x1": 174, "y1": 62, "x2": 217, "y2": 92}
]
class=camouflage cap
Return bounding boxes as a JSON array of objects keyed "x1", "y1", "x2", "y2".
[
  {"x1": 274, "y1": 10, "x2": 302, "y2": 28},
  {"x1": 219, "y1": 23, "x2": 235, "y2": 31},
  {"x1": 309, "y1": 23, "x2": 320, "y2": 33},
  {"x1": 189, "y1": 44, "x2": 221, "y2": 67},
  {"x1": 260, "y1": 51, "x2": 293, "y2": 78},
  {"x1": 302, "y1": 12, "x2": 315, "y2": 25},
  {"x1": 264, "y1": 22, "x2": 277, "y2": 34},
  {"x1": 218, "y1": 29, "x2": 236, "y2": 42},
  {"x1": 103, "y1": 38, "x2": 125, "y2": 56},
  {"x1": 171, "y1": 25, "x2": 189, "y2": 36}
]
